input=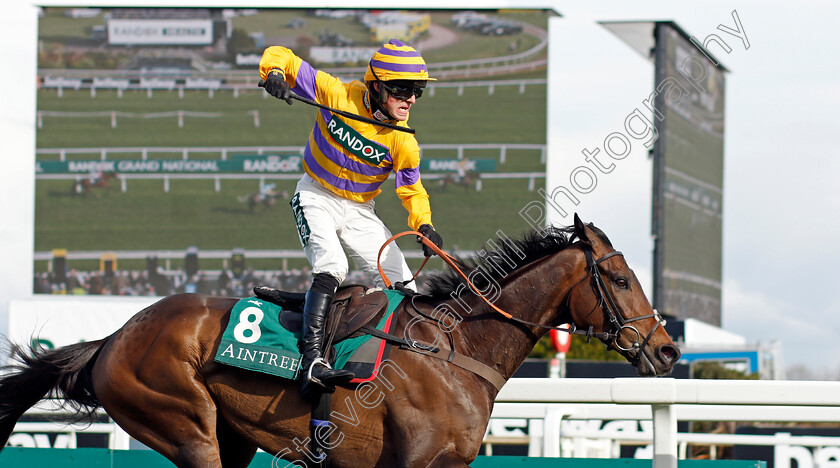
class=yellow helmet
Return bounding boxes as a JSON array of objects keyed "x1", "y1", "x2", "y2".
[{"x1": 364, "y1": 39, "x2": 436, "y2": 82}]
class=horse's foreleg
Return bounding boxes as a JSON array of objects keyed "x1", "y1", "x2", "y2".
[{"x1": 217, "y1": 415, "x2": 258, "y2": 468}]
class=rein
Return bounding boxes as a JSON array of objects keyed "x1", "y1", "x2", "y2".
[
  {"x1": 377, "y1": 231, "x2": 666, "y2": 366},
  {"x1": 377, "y1": 231, "x2": 513, "y2": 319}
]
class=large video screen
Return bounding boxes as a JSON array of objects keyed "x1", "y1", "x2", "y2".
[
  {"x1": 652, "y1": 23, "x2": 725, "y2": 325},
  {"x1": 34, "y1": 7, "x2": 550, "y2": 296}
]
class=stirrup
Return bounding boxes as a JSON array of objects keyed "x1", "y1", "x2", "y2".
[
  {"x1": 301, "y1": 358, "x2": 335, "y2": 396},
  {"x1": 306, "y1": 357, "x2": 332, "y2": 382}
]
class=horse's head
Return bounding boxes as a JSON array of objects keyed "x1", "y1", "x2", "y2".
[{"x1": 563, "y1": 214, "x2": 680, "y2": 376}]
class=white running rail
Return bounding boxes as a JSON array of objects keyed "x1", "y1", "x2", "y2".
[{"x1": 495, "y1": 378, "x2": 840, "y2": 467}]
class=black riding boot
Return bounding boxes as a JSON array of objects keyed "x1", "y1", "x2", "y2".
[{"x1": 299, "y1": 290, "x2": 355, "y2": 396}]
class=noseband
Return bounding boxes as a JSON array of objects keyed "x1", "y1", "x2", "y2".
[{"x1": 561, "y1": 248, "x2": 666, "y2": 363}]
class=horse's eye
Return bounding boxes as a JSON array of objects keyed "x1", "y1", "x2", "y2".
[{"x1": 615, "y1": 277, "x2": 629, "y2": 289}]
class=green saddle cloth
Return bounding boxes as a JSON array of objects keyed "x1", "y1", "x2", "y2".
[{"x1": 214, "y1": 291, "x2": 405, "y2": 380}]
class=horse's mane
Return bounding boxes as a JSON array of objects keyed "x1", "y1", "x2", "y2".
[{"x1": 424, "y1": 224, "x2": 613, "y2": 299}]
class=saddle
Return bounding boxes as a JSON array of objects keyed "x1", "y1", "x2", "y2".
[{"x1": 254, "y1": 285, "x2": 390, "y2": 345}]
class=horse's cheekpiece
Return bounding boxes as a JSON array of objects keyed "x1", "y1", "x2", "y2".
[
  {"x1": 579, "y1": 248, "x2": 666, "y2": 360},
  {"x1": 214, "y1": 291, "x2": 406, "y2": 382}
]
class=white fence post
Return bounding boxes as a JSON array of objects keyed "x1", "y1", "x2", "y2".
[
  {"x1": 542, "y1": 405, "x2": 570, "y2": 457},
  {"x1": 652, "y1": 404, "x2": 677, "y2": 468},
  {"x1": 111, "y1": 422, "x2": 131, "y2": 450}
]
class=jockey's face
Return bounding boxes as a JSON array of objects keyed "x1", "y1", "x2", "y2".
[{"x1": 374, "y1": 82, "x2": 418, "y2": 121}]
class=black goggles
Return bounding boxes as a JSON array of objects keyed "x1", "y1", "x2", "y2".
[{"x1": 381, "y1": 81, "x2": 425, "y2": 101}]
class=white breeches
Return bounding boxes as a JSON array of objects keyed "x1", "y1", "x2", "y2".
[{"x1": 291, "y1": 174, "x2": 416, "y2": 291}]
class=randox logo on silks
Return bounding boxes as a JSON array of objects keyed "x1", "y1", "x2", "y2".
[
  {"x1": 326, "y1": 116, "x2": 389, "y2": 165},
  {"x1": 289, "y1": 193, "x2": 311, "y2": 247}
]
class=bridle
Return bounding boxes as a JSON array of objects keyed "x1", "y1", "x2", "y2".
[{"x1": 561, "y1": 247, "x2": 667, "y2": 363}]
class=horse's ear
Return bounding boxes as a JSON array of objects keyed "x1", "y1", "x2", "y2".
[{"x1": 573, "y1": 213, "x2": 591, "y2": 245}]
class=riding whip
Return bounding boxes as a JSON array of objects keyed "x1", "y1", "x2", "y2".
[{"x1": 257, "y1": 80, "x2": 415, "y2": 134}]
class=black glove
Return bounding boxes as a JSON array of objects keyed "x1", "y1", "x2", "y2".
[
  {"x1": 263, "y1": 69, "x2": 292, "y2": 105},
  {"x1": 417, "y1": 224, "x2": 443, "y2": 257}
]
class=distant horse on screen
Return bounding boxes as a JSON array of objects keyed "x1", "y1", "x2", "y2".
[{"x1": 72, "y1": 171, "x2": 118, "y2": 197}]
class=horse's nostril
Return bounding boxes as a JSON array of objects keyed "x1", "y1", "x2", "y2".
[{"x1": 659, "y1": 345, "x2": 681, "y2": 363}]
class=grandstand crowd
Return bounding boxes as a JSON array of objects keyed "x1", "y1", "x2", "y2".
[{"x1": 33, "y1": 268, "x2": 431, "y2": 297}]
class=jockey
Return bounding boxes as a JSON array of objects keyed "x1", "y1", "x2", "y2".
[
  {"x1": 258, "y1": 182, "x2": 276, "y2": 201},
  {"x1": 260, "y1": 182, "x2": 276, "y2": 195},
  {"x1": 258, "y1": 39, "x2": 444, "y2": 395},
  {"x1": 88, "y1": 167, "x2": 103, "y2": 184}
]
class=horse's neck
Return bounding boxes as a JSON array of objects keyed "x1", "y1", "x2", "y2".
[{"x1": 450, "y1": 252, "x2": 578, "y2": 381}]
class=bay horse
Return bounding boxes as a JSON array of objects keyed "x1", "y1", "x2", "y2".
[
  {"x1": 72, "y1": 171, "x2": 118, "y2": 197},
  {"x1": 0, "y1": 215, "x2": 679, "y2": 467},
  {"x1": 437, "y1": 171, "x2": 478, "y2": 192},
  {"x1": 237, "y1": 188, "x2": 289, "y2": 212}
]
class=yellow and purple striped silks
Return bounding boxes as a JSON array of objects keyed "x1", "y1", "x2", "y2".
[
  {"x1": 364, "y1": 39, "x2": 436, "y2": 83},
  {"x1": 258, "y1": 45, "x2": 433, "y2": 230}
]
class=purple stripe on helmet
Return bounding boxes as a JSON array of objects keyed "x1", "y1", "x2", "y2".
[
  {"x1": 311, "y1": 114, "x2": 392, "y2": 177},
  {"x1": 395, "y1": 165, "x2": 420, "y2": 188},
  {"x1": 370, "y1": 59, "x2": 428, "y2": 74},
  {"x1": 303, "y1": 148, "x2": 385, "y2": 194},
  {"x1": 377, "y1": 48, "x2": 422, "y2": 58},
  {"x1": 291, "y1": 61, "x2": 318, "y2": 100}
]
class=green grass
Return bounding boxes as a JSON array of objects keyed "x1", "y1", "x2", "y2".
[
  {"x1": 36, "y1": 84, "x2": 546, "y2": 148},
  {"x1": 419, "y1": 11, "x2": 546, "y2": 64},
  {"x1": 35, "y1": 81, "x2": 546, "y2": 262},
  {"x1": 232, "y1": 9, "x2": 376, "y2": 46},
  {"x1": 34, "y1": 176, "x2": 543, "y2": 257},
  {"x1": 39, "y1": 8, "x2": 104, "y2": 43}
]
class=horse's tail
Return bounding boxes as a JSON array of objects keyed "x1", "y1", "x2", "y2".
[{"x1": 0, "y1": 338, "x2": 107, "y2": 448}]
